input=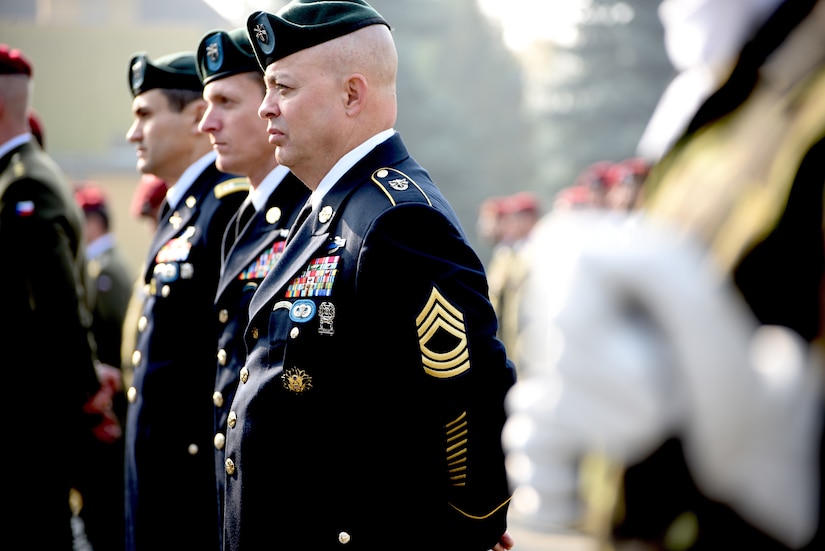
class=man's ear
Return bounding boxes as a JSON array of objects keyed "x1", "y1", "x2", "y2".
[
  {"x1": 189, "y1": 99, "x2": 207, "y2": 134},
  {"x1": 344, "y1": 74, "x2": 368, "y2": 116}
]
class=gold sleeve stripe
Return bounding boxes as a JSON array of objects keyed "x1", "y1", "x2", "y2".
[
  {"x1": 448, "y1": 497, "x2": 512, "y2": 520},
  {"x1": 446, "y1": 411, "x2": 467, "y2": 427},
  {"x1": 445, "y1": 411, "x2": 469, "y2": 486},
  {"x1": 446, "y1": 448, "x2": 467, "y2": 463},
  {"x1": 448, "y1": 456, "x2": 467, "y2": 468},
  {"x1": 447, "y1": 428, "x2": 468, "y2": 445},
  {"x1": 446, "y1": 438, "x2": 468, "y2": 454},
  {"x1": 446, "y1": 418, "x2": 468, "y2": 437}
]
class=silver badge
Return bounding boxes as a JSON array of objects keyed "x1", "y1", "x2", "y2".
[
  {"x1": 206, "y1": 42, "x2": 219, "y2": 62},
  {"x1": 388, "y1": 178, "x2": 409, "y2": 191},
  {"x1": 318, "y1": 302, "x2": 335, "y2": 335},
  {"x1": 254, "y1": 24, "x2": 268, "y2": 44}
]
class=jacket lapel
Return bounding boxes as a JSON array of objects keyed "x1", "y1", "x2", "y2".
[{"x1": 247, "y1": 133, "x2": 410, "y2": 320}]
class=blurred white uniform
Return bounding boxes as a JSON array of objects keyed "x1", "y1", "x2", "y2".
[
  {"x1": 503, "y1": 209, "x2": 823, "y2": 548},
  {"x1": 637, "y1": 0, "x2": 784, "y2": 161}
]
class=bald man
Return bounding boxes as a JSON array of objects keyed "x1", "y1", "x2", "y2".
[{"x1": 221, "y1": 2, "x2": 515, "y2": 550}]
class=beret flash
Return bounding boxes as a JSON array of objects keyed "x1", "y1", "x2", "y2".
[
  {"x1": 197, "y1": 27, "x2": 261, "y2": 85},
  {"x1": 246, "y1": 0, "x2": 390, "y2": 70},
  {"x1": 128, "y1": 51, "x2": 202, "y2": 97}
]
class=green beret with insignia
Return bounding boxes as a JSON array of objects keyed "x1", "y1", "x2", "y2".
[
  {"x1": 246, "y1": 0, "x2": 390, "y2": 70},
  {"x1": 128, "y1": 51, "x2": 202, "y2": 98},
  {"x1": 196, "y1": 28, "x2": 261, "y2": 85}
]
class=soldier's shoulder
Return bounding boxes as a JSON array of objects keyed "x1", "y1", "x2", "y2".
[{"x1": 368, "y1": 167, "x2": 434, "y2": 208}]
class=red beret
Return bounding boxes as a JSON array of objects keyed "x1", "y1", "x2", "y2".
[
  {"x1": 0, "y1": 44, "x2": 33, "y2": 77},
  {"x1": 479, "y1": 196, "x2": 505, "y2": 216},
  {"x1": 74, "y1": 182, "x2": 108, "y2": 213},
  {"x1": 28, "y1": 110, "x2": 45, "y2": 149},
  {"x1": 131, "y1": 174, "x2": 169, "y2": 219},
  {"x1": 502, "y1": 191, "x2": 540, "y2": 215},
  {"x1": 554, "y1": 185, "x2": 592, "y2": 208},
  {"x1": 576, "y1": 161, "x2": 615, "y2": 189}
]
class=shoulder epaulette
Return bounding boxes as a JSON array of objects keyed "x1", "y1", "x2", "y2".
[
  {"x1": 213, "y1": 177, "x2": 250, "y2": 199},
  {"x1": 370, "y1": 167, "x2": 432, "y2": 207}
]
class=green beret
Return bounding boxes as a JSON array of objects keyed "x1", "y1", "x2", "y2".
[
  {"x1": 128, "y1": 51, "x2": 202, "y2": 98},
  {"x1": 196, "y1": 28, "x2": 261, "y2": 85},
  {"x1": 246, "y1": 0, "x2": 390, "y2": 70}
]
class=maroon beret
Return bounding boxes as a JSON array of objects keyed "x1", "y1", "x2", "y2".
[
  {"x1": 502, "y1": 191, "x2": 540, "y2": 215},
  {"x1": 74, "y1": 182, "x2": 108, "y2": 213},
  {"x1": 28, "y1": 110, "x2": 45, "y2": 149},
  {"x1": 131, "y1": 174, "x2": 169, "y2": 219},
  {"x1": 0, "y1": 44, "x2": 33, "y2": 77}
]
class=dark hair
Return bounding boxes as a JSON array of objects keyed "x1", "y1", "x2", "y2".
[{"x1": 161, "y1": 88, "x2": 204, "y2": 112}]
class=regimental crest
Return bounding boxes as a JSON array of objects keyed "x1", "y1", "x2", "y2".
[
  {"x1": 131, "y1": 57, "x2": 145, "y2": 91},
  {"x1": 251, "y1": 14, "x2": 276, "y2": 56},
  {"x1": 206, "y1": 43, "x2": 219, "y2": 62},
  {"x1": 318, "y1": 205, "x2": 333, "y2": 223},
  {"x1": 281, "y1": 367, "x2": 312, "y2": 394},
  {"x1": 388, "y1": 178, "x2": 408, "y2": 191},
  {"x1": 415, "y1": 286, "x2": 470, "y2": 379},
  {"x1": 254, "y1": 24, "x2": 268, "y2": 44},
  {"x1": 371, "y1": 167, "x2": 432, "y2": 207},
  {"x1": 266, "y1": 206, "x2": 281, "y2": 224},
  {"x1": 205, "y1": 37, "x2": 222, "y2": 72}
]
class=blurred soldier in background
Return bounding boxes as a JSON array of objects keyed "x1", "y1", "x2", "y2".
[
  {"x1": 74, "y1": 181, "x2": 133, "y2": 551},
  {"x1": 504, "y1": 1, "x2": 825, "y2": 549},
  {"x1": 487, "y1": 191, "x2": 541, "y2": 369},
  {"x1": 0, "y1": 43, "x2": 112, "y2": 550}
]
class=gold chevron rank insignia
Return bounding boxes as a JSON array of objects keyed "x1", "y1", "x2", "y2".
[{"x1": 416, "y1": 287, "x2": 470, "y2": 379}]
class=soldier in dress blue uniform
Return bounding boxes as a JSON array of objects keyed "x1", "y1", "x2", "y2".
[
  {"x1": 122, "y1": 50, "x2": 249, "y2": 551},
  {"x1": 0, "y1": 44, "x2": 109, "y2": 550},
  {"x1": 195, "y1": 27, "x2": 310, "y2": 547},
  {"x1": 221, "y1": 2, "x2": 516, "y2": 550}
]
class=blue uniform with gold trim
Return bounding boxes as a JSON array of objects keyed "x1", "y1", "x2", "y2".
[
  {"x1": 223, "y1": 133, "x2": 515, "y2": 550},
  {"x1": 124, "y1": 162, "x2": 247, "y2": 551},
  {"x1": 211, "y1": 169, "x2": 309, "y2": 541}
]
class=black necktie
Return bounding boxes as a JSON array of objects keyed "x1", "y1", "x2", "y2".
[
  {"x1": 223, "y1": 201, "x2": 256, "y2": 260},
  {"x1": 235, "y1": 200, "x2": 256, "y2": 239},
  {"x1": 158, "y1": 198, "x2": 171, "y2": 222},
  {"x1": 286, "y1": 199, "x2": 312, "y2": 246}
]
